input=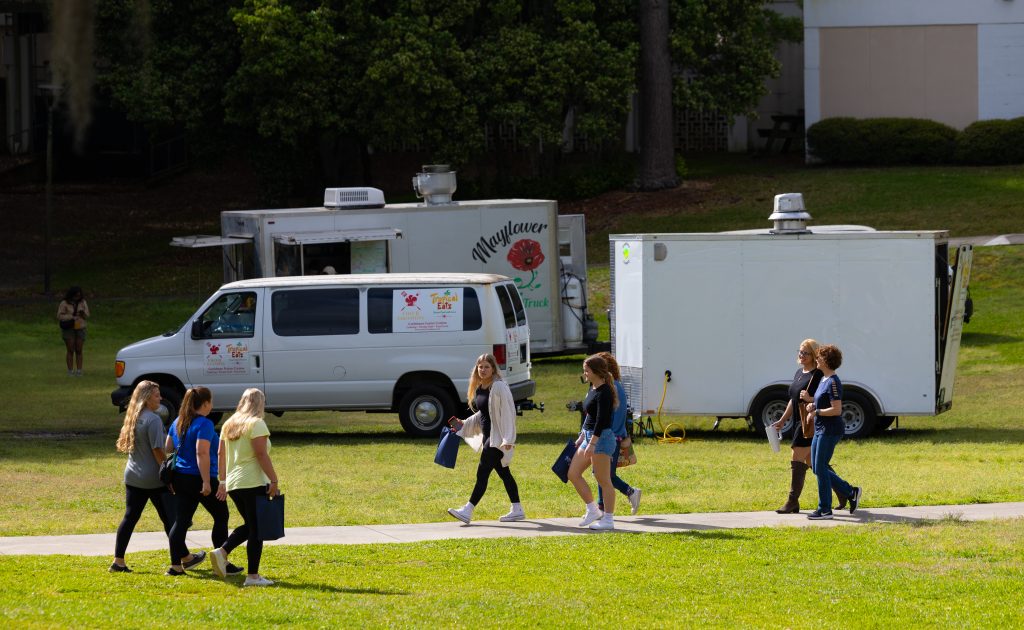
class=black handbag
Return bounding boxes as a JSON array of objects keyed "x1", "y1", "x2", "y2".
[
  {"x1": 59, "y1": 318, "x2": 74, "y2": 330},
  {"x1": 159, "y1": 452, "x2": 176, "y2": 485},
  {"x1": 256, "y1": 493, "x2": 285, "y2": 541}
]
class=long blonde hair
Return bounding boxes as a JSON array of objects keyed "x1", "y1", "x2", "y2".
[
  {"x1": 116, "y1": 380, "x2": 160, "y2": 454},
  {"x1": 221, "y1": 388, "x2": 266, "y2": 441},
  {"x1": 467, "y1": 354, "x2": 502, "y2": 411}
]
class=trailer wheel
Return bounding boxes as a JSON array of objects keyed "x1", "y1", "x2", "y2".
[
  {"x1": 398, "y1": 385, "x2": 454, "y2": 437},
  {"x1": 156, "y1": 386, "x2": 183, "y2": 430},
  {"x1": 841, "y1": 391, "x2": 877, "y2": 439},
  {"x1": 875, "y1": 416, "x2": 897, "y2": 433},
  {"x1": 750, "y1": 389, "x2": 792, "y2": 437}
]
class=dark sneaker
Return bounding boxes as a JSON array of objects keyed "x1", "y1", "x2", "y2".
[
  {"x1": 849, "y1": 487, "x2": 862, "y2": 514},
  {"x1": 807, "y1": 510, "x2": 833, "y2": 520},
  {"x1": 225, "y1": 563, "x2": 244, "y2": 575},
  {"x1": 165, "y1": 567, "x2": 186, "y2": 576},
  {"x1": 108, "y1": 563, "x2": 132, "y2": 573},
  {"x1": 182, "y1": 550, "x2": 207, "y2": 570}
]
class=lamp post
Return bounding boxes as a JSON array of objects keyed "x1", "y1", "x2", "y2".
[{"x1": 40, "y1": 83, "x2": 58, "y2": 296}]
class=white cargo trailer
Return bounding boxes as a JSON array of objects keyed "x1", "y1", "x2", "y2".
[
  {"x1": 610, "y1": 195, "x2": 973, "y2": 438},
  {"x1": 172, "y1": 167, "x2": 599, "y2": 356}
]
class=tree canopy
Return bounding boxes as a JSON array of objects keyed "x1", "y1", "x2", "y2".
[{"x1": 93, "y1": 0, "x2": 798, "y2": 198}]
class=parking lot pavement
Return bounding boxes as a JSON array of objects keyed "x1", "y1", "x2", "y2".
[{"x1": 2, "y1": 502, "x2": 1023, "y2": 556}]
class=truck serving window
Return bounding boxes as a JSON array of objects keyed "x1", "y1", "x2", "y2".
[
  {"x1": 271, "y1": 289, "x2": 359, "y2": 336},
  {"x1": 368, "y1": 287, "x2": 481, "y2": 333}
]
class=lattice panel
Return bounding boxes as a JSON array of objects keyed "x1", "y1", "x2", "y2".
[{"x1": 674, "y1": 108, "x2": 729, "y2": 152}]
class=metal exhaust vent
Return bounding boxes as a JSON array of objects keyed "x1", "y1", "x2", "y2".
[{"x1": 768, "y1": 193, "x2": 812, "y2": 234}]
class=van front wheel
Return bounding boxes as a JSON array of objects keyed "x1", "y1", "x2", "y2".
[{"x1": 399, "y1": 386, "x2": 455, "y2": 437}]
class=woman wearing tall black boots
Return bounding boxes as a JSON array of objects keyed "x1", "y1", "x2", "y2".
[{"x1": 772, "y1": 340, "x2": 822, "y2": 513}]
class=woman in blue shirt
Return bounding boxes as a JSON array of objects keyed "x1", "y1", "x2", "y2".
[
  {"x1": 805, "y1": 345, "x2": 862, "y2": 520},
  {"x1": 164, "y1": 387, "x2": 234, "y2": 576}
]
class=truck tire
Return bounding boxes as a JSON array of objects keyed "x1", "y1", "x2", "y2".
[
  {"x1": 841, "y1": 391, "x2": 877, "y2": 439},
  {"x1": 398, "y1": 385, "x2": 455, "y2": 437},
  {"x1": 157, "y1": 386, "x2": 183, "y2": 429},
  {"x1": 750, "y1": 389, "x2": 792, "y2": 437}
]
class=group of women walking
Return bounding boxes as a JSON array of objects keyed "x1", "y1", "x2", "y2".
[
  {"x1": 447, "y1": 351, "x2": 640, "y2": 532},
  {"x1": 112, "y1": 342, "x2": 861, "y2": 575},
  {"x1": 113, "y1": 383, "x2": 280, "y2": 586}
]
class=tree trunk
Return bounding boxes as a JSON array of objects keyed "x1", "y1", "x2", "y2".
[{"x1": 636, "y1": 0, "x2": 679, "y2": 191}]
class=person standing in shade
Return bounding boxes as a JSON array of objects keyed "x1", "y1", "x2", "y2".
[
  {"x1": 110, "y1": 380, "x2": 204, "y2": 573},
  {"x1": 447, "y1": 354, "x2": 522, "y2": 525},
  {"x1": 57, "y1": 286, "x2": 89, "y2": 376},
  {"x1": 164, "y1": 387, "x2": 233, "y2": 575},
  {"x1": 567, "y1": 354, "x2": 618, "y2": 531},
  {"x1": 806, "y1": 344, "x2": 862, "y2": 520},
  {"x1": 596, "y1": 352, "x2": 641, "y2": 515},
  {"x1": 211, "y1": 388, "x2": 280, "y2": 586}
]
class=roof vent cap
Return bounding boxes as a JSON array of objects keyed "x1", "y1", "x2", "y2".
[{"x1": 768, "y1": 193, "x2": 812, "y2": 234}]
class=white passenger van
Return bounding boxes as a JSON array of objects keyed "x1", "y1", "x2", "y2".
[{"x1": 111, "y1": 273, "x2": 536, "y2": 436}]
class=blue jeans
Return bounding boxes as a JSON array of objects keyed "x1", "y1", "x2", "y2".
[
  {"x1": 597, "y1": 437, "x2": 632, "y2": 507},
  {"x1": 810, "y1": 432, "x2": 854, "y2": 513}
]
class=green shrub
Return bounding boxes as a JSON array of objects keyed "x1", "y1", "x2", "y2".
[
  {"x1": 807, "y1": 117, "x2": 958, "y2": 165},
  {"x1": 955, "y1": 117, "x2": 1024, "y2": 165}
]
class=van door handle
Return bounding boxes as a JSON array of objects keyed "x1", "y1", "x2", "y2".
[{"x1": 254, "y1": 354, "x2": 260, "y2": 369}]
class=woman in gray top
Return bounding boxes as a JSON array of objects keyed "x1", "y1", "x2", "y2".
[{"x1": 111, "y1": 381, "x2": 204, "y2": 573}]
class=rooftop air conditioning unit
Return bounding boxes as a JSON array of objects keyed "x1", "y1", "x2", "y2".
[{"x1": 324, "y1": 187, "x2": 386, "y2": 209}]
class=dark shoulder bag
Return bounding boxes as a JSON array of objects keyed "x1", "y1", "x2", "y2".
[
  {"x1": 159, "y1": 452, "x2": 177, "y2": 486},
  {"x1": 800, "y1": 370, "x2": 823, "y2": 439}
]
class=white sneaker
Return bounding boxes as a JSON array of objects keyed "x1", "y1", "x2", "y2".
[
  {"x1": 210, "y1": 548, "x2": 227, "y2": 578},
  {"x1": 243, "y1": 576, "x2": 274, "y2": 587},
  {"x1": 499, "y1": 504, "x2": 525, "y2": 522},
  {"x1": 590, "y1": 514, "x2": 615, "y2": 531},
  {"x1": 447, "y1": 503, "x2": 473, "y2": 524},
  {"x1": 629, "y1": 488, "x2": 642, "y2": 515},
  {"x1": 579, "y1": 509, "x2": 603, "y2": 527}
]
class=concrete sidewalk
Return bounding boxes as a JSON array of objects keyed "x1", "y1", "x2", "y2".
[{"x1": 2, "y1": 502, "x2": 1022, "y2": 557}]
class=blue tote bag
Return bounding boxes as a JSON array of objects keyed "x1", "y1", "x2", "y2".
[
  {"x1": 255, "y1": 493, "x2": 285, "y2": 541},
  {"x1": 434, "y1": 426, "x2": 460, "y2": 469},
  {"x1": 551, "y1": 439, "x2": 578, "y2": 483}
]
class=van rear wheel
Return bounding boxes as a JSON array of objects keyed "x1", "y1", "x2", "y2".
[{"x1": 399, "y1": 385, "x2": 454, "y2": 437}]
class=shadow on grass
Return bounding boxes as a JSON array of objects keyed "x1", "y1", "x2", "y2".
[{"x1": 962, "y1": 331, "x2": 1022, "y2": 346}]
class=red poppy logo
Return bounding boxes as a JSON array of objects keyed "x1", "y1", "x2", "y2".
[
  {"x1": 507, "y1": 239, "x2": 544, "y2": 290},
  {"x1": 507, "y1": 239, "x2": 545, "y2": 272}
]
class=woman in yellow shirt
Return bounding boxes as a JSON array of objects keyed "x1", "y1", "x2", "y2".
[{"x1": 212, "y1": 388, "x2": 280, "y2": 586}]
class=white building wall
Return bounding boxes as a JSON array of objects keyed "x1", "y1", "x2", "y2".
[{"x1": 978, "y1": 23, "x2": 1024, "y2": 119}]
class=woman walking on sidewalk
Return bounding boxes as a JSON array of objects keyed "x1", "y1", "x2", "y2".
[
  {"x1": 211, "y1": 388, "x2": 280, "y2": 586},
  {"x1": 806, "y1": 345, "x2": 862, "y2": 520},
  {"x1": 164, "y1": 387, "x2": 231, "y2": 575},
  {"x1": 110, "y1": 380, "x2": 203, "y2": 573},
  {"x1": 596, "y1": 352, "x2": 641, "y2": 515},
  {"x1": 567, "y1": 354, "x2": 618, "y2": 531},
  {"x1": 447, "y1": 353, "x2": 522, "y2": 525}
]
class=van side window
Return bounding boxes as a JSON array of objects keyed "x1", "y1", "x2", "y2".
[
  {"x1": 495, "y1": 285, "x2": 517, "y2": 329},
  {"x1": 199, "y1": 292, "x2": 257, "y2": 338},
  {"x1": 506, "y1": 283, "x2": 527, "y2": 326},
  {"x1": 368, "y1": 287, "x2": 481, "y2": 333},
  {"x1": 271, "y1": 289, "x2": 359, "y2": 336}
]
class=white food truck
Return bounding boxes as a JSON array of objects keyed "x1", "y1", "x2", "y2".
[
  {"x1": 171, "y1": 166, "x2": 599, "y2": 357},
  {"x1": 610, "y1": 194, "x2": 973, "y2": 438}
]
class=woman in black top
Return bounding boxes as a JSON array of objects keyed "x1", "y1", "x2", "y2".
[
  {"x1": 567, "y1": 355, "x2": 619, "y2": 531},
  {"x1": 771, "y1": 339, "x2": 823, "y2": 514}
]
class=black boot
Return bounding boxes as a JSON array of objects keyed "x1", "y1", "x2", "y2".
[
  {"x1": 776, "y1": 461, "x2": 809, "y2": 513},
  {"x1": 830, "y1": 465, "x2": 848, "y2": 510}
]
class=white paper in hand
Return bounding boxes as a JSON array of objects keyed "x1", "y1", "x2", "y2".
[{"x1": 766, "y1": 425, "x2": 781, "y2": 453}]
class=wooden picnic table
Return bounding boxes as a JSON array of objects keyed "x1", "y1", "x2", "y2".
[{"x1": 758, "y1": 113, "x2": 804, "y2": 154}]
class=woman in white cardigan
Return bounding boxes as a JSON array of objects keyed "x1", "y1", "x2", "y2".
[{"x1": 447, "y1": 353, "x2": 522, "y2": 524}]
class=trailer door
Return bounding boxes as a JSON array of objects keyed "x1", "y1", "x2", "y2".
[{"x1": 936, "y1": 245, "x2": 973, "y2": 412}]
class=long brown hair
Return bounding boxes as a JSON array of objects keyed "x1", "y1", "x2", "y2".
[
  {"x1": 467, "y1": 354, "x2": 502, "y2": 411},
  {"x1": 597, "y1": 351, "x2": 621, "y2": 381},
  {"x1": 221, "y1": 388, "x2": 266, "y2": 441},
  {"x1": 177, "y1": 386, "x2": 212, "y2": 440},
  {"x1": 116, "y1": 380, "x2": 160, "y2": 454},
  {"x1": 584, "y1": 354, "x2": 619, "y2": 410}
]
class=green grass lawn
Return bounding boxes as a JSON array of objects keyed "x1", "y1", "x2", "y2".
[
  {"x1": 2, "y1": 159, "x2": 1023, "y2": 625},
  {"x1": 2, "y1": 520, "x2": 1023, "y2": 627}
]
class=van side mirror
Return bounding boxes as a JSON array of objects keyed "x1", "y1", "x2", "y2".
[{"x1": 191, "y1": 319, "x2": 206, "y2": 339}]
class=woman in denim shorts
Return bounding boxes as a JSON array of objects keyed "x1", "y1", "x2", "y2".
[{"x1": 567, "y1": 354, "x2": 619, "y2": 531}]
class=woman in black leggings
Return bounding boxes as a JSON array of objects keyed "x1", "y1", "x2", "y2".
[
  {"x1": 110, "y1": 380, "x2": 203, "y2": 572},
  {"x1": 447, "y1": 353, "x2": 522, "y2": 525},
  {"x1": 164, "y1": 387, "x2": 233, "y2": 576}
]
